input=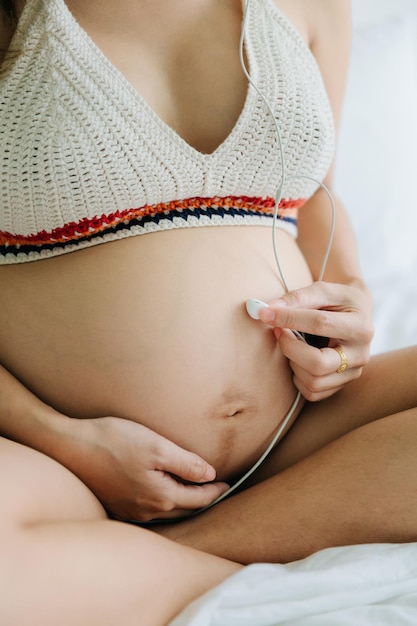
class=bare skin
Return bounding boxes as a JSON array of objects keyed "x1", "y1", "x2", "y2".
[
  {"x1": 1, "y1": 1, "x2": 417, "y2": 624},
  {"x1": 0, "y1": 0, "x2": 329, "y2": 521},
  {"x1": 3, "y1": 347, "x2": 417, "y2": 625},
  {"x1": 156, "y1": 346, "x2": 417, "y2": 563},
  {"x1": 0, "y1": 437, "x2": 241, "y2": 626}
]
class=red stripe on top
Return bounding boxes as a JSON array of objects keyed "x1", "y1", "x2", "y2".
[{"x1": 0, "y1": 195, "x2": 305, "y2": 247}]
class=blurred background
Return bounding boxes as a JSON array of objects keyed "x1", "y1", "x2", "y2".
[{"x1": 334, "y1": 0, "x2": 417, "y2": 353}]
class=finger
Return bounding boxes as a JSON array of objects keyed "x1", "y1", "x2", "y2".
[
  {"x1": 272, "y1": 281, "x2": 360, "y2": 311},
  {"x1": 260, "y1": 304, "x2": 365, "y2": 343},
  {"x1": 290, "y1": 352, "x2": 364, "y2": 401},
  {"x1": 278, "y1": 329, "x2": 344, "y2": 376},
  {"x1": 292, "y1": 358, "x2": 363, "y2": 397},
  {"x1": 292, "y1": 372, "x2": 346, "y2": 402},
  {"x1": 168, "y1": 479, "x2": 230, "y2": 512},
  {"x1": 278, "y1": 331, "x2": 364, "y2": 401},
  {"x1": 258, "y1": 280, "x2": 373, "y2": 343},
  {"x1": 145, "y1": 479, "x2": 230, "y2": 520},
  {"x1": 155, "y1": 439, "x2": 217, "y2": 483}
]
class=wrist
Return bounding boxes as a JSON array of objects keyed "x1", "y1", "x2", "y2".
[
  {"x1": 12, "y1": 392, "x2": 77, "y2": 465},
  {"x1": 329, "y1": 274, "x2": 373, "y2": 302},
  {"x1": 20, "y1": 400, "x2": 93, "y2": 480},
  {"x1": 346, "y1": 276, "x2": 373, "y2": 307},
  {"x1": 25, "y1": 400, "x2": 70, "y2": 453},
  {"x1": 0, "y1": 363, "x2": 74, "y2": 462}
]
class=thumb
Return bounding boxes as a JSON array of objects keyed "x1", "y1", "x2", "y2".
[
  {"x1": 276, "y1": 327, "x2": 300, "y2": 353},
  {"x1": 159, "y1": 440, "x2": 217, "y2": 483}
]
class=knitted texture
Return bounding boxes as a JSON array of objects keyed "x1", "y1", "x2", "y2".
[{"x1": 0, "y1": 0, "x2": 335, "y2": 263}]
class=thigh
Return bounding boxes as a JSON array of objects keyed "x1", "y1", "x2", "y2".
[
  {"x1": 250, "y1": 345, "x2": 417, "y2": 482},
  {"x1": 0, "y1": 436, "x2": 106, "y2": 529},
  {"x1": 0, "y1": 436, "x2": 241, "y2": 625}
]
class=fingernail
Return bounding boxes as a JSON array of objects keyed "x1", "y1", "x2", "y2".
[
  {"x1": 273, "y1": 327, "x2": 282, "y2": 340},
  {"x1": 258, "y1": 308, "x2": 275, "y2": 324},
  {"x1": 202, "y1": 465, "x2": 216, "y2": 481},
  {"x1": 271, "y1": 298, "x2": 288, "y2": 308}
]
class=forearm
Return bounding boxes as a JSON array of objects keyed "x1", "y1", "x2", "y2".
[
  {"x1": 297, "y1": 188, "x2": 370, "y2": 293},
  {"x1": 0, "y1": 363, "x2": 73, "y2": 460}
]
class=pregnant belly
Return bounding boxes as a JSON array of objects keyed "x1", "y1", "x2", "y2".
[{"x1": 0, "y1": 226, "x2": 312, "y2": 480}]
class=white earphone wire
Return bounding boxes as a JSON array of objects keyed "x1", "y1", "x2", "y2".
[
  {"x1": 193, "y1": 0, "x2": 337, "y2": 514},
  {"x1": 138, "y1": 0, "x2": 337, "y2": 523}
]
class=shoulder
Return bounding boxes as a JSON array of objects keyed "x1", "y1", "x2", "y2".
[
  {"x1": 304, "y1": 0, "x2": 351, "y2": 37},
  {"x1": 306, "y1": 0, "x2": 351, "y2": 70},
  {"x1": 305, "y1": 0, "x2": 351, "y2": 128},
  {"x1": 271, "y1": 0, "x2": 351, "y2": 128}
]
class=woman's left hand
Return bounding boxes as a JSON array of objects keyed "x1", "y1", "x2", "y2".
[{"x1": 256, "y1": 280, "x2": 374, "y2": 401}]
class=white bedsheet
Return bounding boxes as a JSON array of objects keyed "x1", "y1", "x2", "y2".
[{"x1": 172, "y1": 544, "x2": 417, "y2": 625}]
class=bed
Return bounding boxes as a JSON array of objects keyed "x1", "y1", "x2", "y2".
[{"x1": 171, "y1": 1, "x2": 417, "y2": 623}]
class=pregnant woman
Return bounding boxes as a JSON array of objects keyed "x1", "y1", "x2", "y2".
[{"x1": 1, "y1": 0, "x2": 417, "y2": 624}]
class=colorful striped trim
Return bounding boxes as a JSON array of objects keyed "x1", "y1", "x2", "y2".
[{"x1": 0, "y1": 195, "x2": 305, "y2": 261}]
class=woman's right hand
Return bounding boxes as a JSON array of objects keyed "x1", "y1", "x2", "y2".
[
  {"x1": 62, "y1": 415, "x2": 229, "y2": 523},
  {"x1": 0, "y1": 364, "x2": 227, "y2": 523}
]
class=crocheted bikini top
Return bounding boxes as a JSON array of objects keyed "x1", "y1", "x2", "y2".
[{"x1": 0, "y1": 0, "x2": 335, "y2": 264}]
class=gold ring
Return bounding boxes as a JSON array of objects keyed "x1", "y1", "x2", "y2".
[{"x1": 334, "y1": 346, "x2": 348, "y2": 373}]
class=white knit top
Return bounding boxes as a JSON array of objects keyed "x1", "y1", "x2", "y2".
[{"x1": 0, "y1": 0, "x2": 335, "y2": 264}]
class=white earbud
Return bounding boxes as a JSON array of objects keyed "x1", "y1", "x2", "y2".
[{"x1": 245, "y1": 298, "x2": 269, "y2": 320}]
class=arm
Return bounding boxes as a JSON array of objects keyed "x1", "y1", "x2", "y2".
[
  {"x1": 297, "y1": 0, "x2": 363, "y2": 288},
  {"x1": 274, "y1": 190, "x2": 374, "y2": 400},
  {"x1": 302, "y1": 1, "x2": 373, "y2": 343},
  {"x1": 257, "y1": 0, "x2": 374, "y2": 400},
  {"x1": 0, "y1": 363, "x2": 228, "y2": 521},
  {"x1": 1, "y1": 5, "x2": 228, "y2": 523},
  {"x1": 298, "y1": 0, "x2": 361, "y2": 284}
]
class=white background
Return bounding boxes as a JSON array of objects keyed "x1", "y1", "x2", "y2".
[
  {"x1": 334, "y1": 0, "x2": 417, "y2": 353},
  {"x1": 352, "y1": 0, "x2": 417, "y2": 27}
]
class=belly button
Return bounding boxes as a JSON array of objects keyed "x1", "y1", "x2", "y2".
[{"x1": 208, "y1": 390, "x2": 257, "y2": 421}]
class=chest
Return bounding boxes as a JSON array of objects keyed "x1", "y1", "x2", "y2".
[
  {"x1": 0, "y1": 0, "x2": 335, "y2": 255},
  {"x1": 63, "y1": 1, "x2": 240, "y2": 153},
  {"x1": 64, "y1": 0, "x2": 309, "y2": 154}
]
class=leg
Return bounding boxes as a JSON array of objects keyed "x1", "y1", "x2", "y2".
[
  {"x1": 157, "y1": 348, "x2": 417, "y2": 563},
  {"x1": 0, "y1": 437, "x2": 240, "y2": 626},
  {"x1": 254, "y1": 345, "x2": 417, "y2": 477}
]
